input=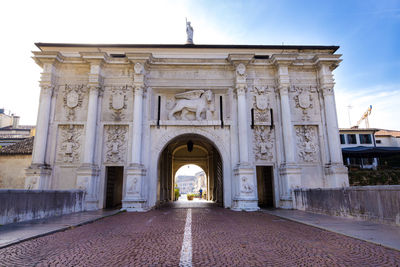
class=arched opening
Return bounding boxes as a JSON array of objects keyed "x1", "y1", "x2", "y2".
[
  {"x1": 157, "y1": 133, "x2": 223, "y2": 206},
  {"x1": 175, "y1": 164, "x2": 207, "y2": 201}
]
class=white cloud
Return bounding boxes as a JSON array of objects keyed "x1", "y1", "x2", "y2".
[{"x1": 335, "y1": 84, "x2": 400, "y2": 130}]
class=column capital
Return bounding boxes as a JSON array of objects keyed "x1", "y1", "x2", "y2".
[
  {"x1": 278, "y1": 85, "x2": 289, "y2": 96},
  {"x1": 133, "y1": 85, "x2": 145, "y2": 96},
  {"x1": 320, "y1": 85, "x2": 334, "y2": 96},
  {"x1": 39, "y1": 84, "x2": 54, "y2": 96},
  {"x1": 87, "y1": 85, "x2": 103, "y2": 95},
  {"x1": 235, "y1": 84, "x2": 247, "y2": 96}
]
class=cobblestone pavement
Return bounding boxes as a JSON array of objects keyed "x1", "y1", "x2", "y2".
[{"x1": 1, "y1": 206, "x2": 400, "y2": 266}]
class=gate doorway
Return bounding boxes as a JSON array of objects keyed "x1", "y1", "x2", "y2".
[
  {"x1": 157, "y1": 134, "x2": 223, "y2": 207},
  {"x1": 105, "y1": 166, "x2": 123, "y2": 209},
  {"x1": 256, "y1": 166, "x2": 274, "y2": 208}
]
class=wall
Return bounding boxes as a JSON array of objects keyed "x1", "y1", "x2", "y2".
[
  {"x1": 0, "y1": 155, "x2": 31, "y2": 188},
  {"x1": 0, "y1": 189, "x2": 85, "y2": 225},
  {"x1": 294, "y1": 186, "x2": 400, "y2": 226}
]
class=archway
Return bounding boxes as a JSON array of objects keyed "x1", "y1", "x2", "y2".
[
  {"x1": 175, "y1": 164, "x2": 207, "y2": 200},
  {"x1": 157, "y1": 134, "x2": 223, "y2": 206}
]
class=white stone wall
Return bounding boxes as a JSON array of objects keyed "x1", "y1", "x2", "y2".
[{"x1": 27, "y1": 45, "x2": 349, "y2": 211}]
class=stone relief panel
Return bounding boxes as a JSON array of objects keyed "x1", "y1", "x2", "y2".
[
  {"x1": 108, "y1": 86, "x2": 128, "y2": 121},
  {"x1": 126, "y1": 176, "x2": 140, "y2": 195},
  {"x1": 253, "y1": 125, "x2": 274, "y2": 162},
  {"x1": 62, "y1": 85, "x2": 86, "y2": 121},
  {"x1": 290, "y1": 86, "x2": 320, "y2": 122},
  {"x1": 295, "y1": 125, "x2": 319, "y2": 163},
  {"x1": 251, "y1": 85, "x2": 274, "y2": 125},
  {"x1": 104, "y1": 125, "x2": 128, "y2": 164},
  {"x1": 57, "y1": 125, "x2": 83, "y2": 164},
  {"x1": 166, "y1": 90, "x2": 215, "y2": 121},
  {"x1": 240, "y1": 176, "x2": 254, "y2": 194},
  {"x1": 101, "y1": 85, "x2": 132, "y2": 122}
]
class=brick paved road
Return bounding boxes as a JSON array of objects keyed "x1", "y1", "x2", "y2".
[{"x1": 1, "y1": 206, "x2": 399, "y2": 266}]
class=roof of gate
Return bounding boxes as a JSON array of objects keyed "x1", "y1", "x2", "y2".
[{"x1": 35, "y1": 43, "x2": 339, "y2": 53}]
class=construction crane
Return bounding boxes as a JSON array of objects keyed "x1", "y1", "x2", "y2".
[{"x1": 356, "y1": 105, "x2": 372, "y2": 128}]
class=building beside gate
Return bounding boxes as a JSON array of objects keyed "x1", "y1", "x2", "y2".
[{"x1": 26, "y1": 43, "x2": 348, "y2": 211}]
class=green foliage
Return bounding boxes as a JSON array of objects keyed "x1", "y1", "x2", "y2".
[
  {"x1": 349, "y1": 169, "x2": 400, "y2": 186},
  {"x1": 174, "y1": 188, "x2": 180, "y2": 201}
]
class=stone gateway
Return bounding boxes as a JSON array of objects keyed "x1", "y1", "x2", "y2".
[{"x1": 26, "y1": 43, "x2": 348, "y2": 211}]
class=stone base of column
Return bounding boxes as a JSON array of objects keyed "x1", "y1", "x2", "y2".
[
  {"x1": 76, "y1": 164, "x2": 100, "y2": 211},
  {"x1": 231, "y1": 164, "x2": 259, "y2": 212},
  {"x1": 121, "y1": 164, "x2": 149, "y2": 212},
  {"x1": 25, "y1": 164, "x2": 52, "y2": 189},
  {"x1": 324, "y1": 163, "x2": 349, "y2": 188},
  {"x1": 279, "y1": 164, "x2": 301, "y2": 209}
]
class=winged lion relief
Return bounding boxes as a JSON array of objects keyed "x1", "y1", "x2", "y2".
[{"x1": 168, "y1": 90, "x2": 214, "y2": 121}]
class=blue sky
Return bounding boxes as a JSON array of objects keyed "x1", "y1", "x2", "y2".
[{"x1": 0, "y1": 0, "x2": 399, "y2": 129}]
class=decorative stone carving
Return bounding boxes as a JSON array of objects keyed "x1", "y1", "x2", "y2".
[
  {"x1": 252, "y1": 86, "x2": 273, "y2": 124},
  {"x1": 253, "y1": 125, "x2": 274, "y2": 161},
  {"x1": 168, "y1": 90, "x2": 214, "y2": 120},
  {"x1": 295, "y1": 125, "x2": 319, "y2": 163},
  {"x1": 104, "y1": 125, "x2": 128, "y2": 163},
  {"x1": 240, "y1": 176, "x2": 254, "y2": 194},
  {"x1": 236, "y1": 63, "x2": 247, "y2": 84},
  {"x1": 291, "y1": 86, "x2": 317, "y2": 121},
  {"x1": 236, "y1": 63, "x2": 246, "y2": 75},
  {"x1": 134, "y1": 62, "x2": 144, "y2": 74},
  {"x1": 109, "y1": 86, "x2": 128, "y2": 121},
  {"x1": 127, "y1": 177, "x2": 139, "y2": 193},
  {"x1": 63, "y1": 85, "x2": 85, "y2": 121},
  {"x1": 58, "y1": 125, "x2": 83, "y2": 163}
]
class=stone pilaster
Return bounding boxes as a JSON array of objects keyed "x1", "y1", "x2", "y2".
[
  {"x1": 77, "y1": 54, "x2": 104, "y2": 210},
  {"x1": 122, "y1": 55, "x2": 151, "y2": 211},
  {"x1": 25, "y1": 55, "x2": 59, "y2": 190},
  {"x1": 317, "y1": 59, "x2": 349, "y2": 187},
  {"x1": 228, "y1": 55, "x2": 259, "y2": 211},
  {"x1": 272, "y1": 56, "x2": 301, "y2": 208}
]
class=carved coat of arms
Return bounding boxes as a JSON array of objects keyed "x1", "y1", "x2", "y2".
[
  {"x1": 292, "y1": 86, "x2": 316, "y2": 121},
  {"x1": 63, "y1": 85, "x2": 85, "y2": 121},
  {"x1": 109, "y1": 86, "x2": 128, "y2": 121},
  {"x1": 111, "y1": 93, "x2": 124, "y2": 110},
  {"x1": 256, "y1": 93, "x2": 269, "y2": 110},
  {"x1": 66, "y1": 91, "x2": 79, "y2": 108},
  {"x1": 298, "y1": 90, "x2": 312, "y2": 109}
]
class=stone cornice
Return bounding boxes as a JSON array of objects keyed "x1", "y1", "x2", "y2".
[
  {"x1": 227, "y1": 53, "x2": 254, "y2": 65},
  {"x1": 80, "y1": 52, "x2": 108, "y2": 65},
  {"x1": 126, "y1": 53, "x2": 154, "y2": 64},
  {"x1": 313, "y1": 54, "x2": 342, "y2": 70},
  {"x1": 32, "y1": 51, "x2": 64, "y2": 67},
  {"x1": 270, "y1": 54, "x2": 298, "y2": 66}
]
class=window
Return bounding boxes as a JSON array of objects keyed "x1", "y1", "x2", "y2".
[
  {"x1": 340, "y1": 134, "x2": 346, "y2": 144},
  {"x1": 347, "y1": 134, "x2": 357, "y2": 144},
  {"x1": 376, "y1": 140, "x2": 382, "y2": 144},
  {"x1": 359, "y1": 134, "x2": 372, "y2": 144}
]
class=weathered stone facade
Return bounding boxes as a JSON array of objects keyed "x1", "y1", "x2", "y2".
[{"x1": 26, "y1": 43, "x2": 348, "y2": 211}]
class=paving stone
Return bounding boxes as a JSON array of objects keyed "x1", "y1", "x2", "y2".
[{"x1": 0, "y1": 206, "x2": 399, "y2": 266}]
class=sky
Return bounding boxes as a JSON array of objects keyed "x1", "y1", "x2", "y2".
[
  {"x1": 0, "y1": 0, "x2": 399, "y2": 129},
  {"x1": 175, "y1": 164, "x2": 204, "y2": 178}
]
